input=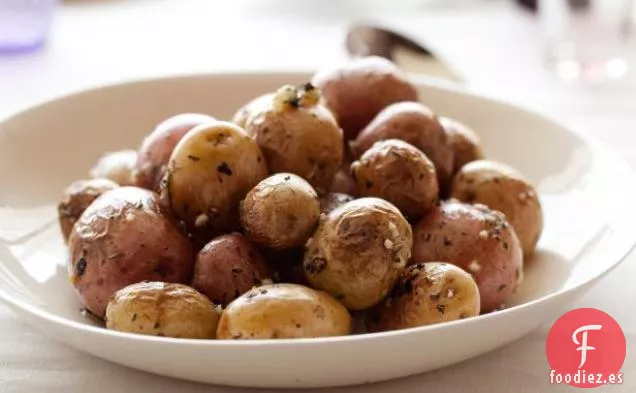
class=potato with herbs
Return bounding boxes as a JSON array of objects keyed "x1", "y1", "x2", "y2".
[
  {"x1": 58, "y1": 178, "x2": 119, "y2": 243},
  {"x1": 243, "y1": 83, "x2": 343, "y2": 194},
  {"x1": 68, "y1": 187, "x2": 194, "y2": 318},
  {"x1": 440, "y1": 117, "x2": 485, "y2": 176},
  {"x1": 351, "y1": 102, "x2": 454, "y2": 189},
  {"x1": 411, "y1": 200, "x2": 523, "y2": 313},
  {"x1": 367, "y1": 262, "x2": 480, "y2": 332},
  {"x1": 232, "y1": 93, "x2": 273, "y2": 129},
  {"x1": 217, "y1": 284, "x2": 351, "y2": 339},
  {"x1": 90, "y1": 150, "x2": 138, "y2": 186},
  {"x1": 106, "y1": 282, "x2": 221, "y2": 339},
  {"x1": 162, "y1": 121, "x2": 268, "y2": 240},
  {"x1": 191, "y1": 233, "x2": 272, "y2": 306},
  {"x1": 135, "y1": 113, "x2": 215, "y2": 191},
  {"x1": 451, "y1": 160, "x2": 543, "y2": 256},
  {"x1": 303, "y1": 198, "x2": 412, "y2": 310},
  {"x1": 351, "y1": 139, "x2": 438, "y2": 220},
  {"x1": 319, "y1": 192, "x2": 354, "y2": 214},
  {"x1": 312, "y1": 56, "x2": 418, "y2": 140}
]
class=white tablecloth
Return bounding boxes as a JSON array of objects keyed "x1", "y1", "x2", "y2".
[{"x1": 1, "y1": 1, "x2": 635, "y2": 392}]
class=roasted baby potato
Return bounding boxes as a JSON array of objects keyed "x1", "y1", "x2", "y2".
[
  {"x1": 162, "y1": 120, "x2": 268, "y2": 241},
  {"x1": 330, "y1": 167, "x2": 356, "y2": 195},
  {"x1": 351, "y1": 139, "x2": 438, "y2": 219},
  {"x1": 366, "y1": 262, "x2": 480, "y2": 332},
  {"x1": 243, "y1": 84, "x2": 344, "y2": 195},
  {"x1": 303, "y1": 197, "x2": 412, "y2": 310},
  {"x1": 232, "y1": 93, "x2": 274, "y2": 129},
  {"x1": 450, "y1": 160, "x2": 543, "y2": 256},
  {"x1": 58, "y1": 178, "x2": 119, "y2": 243},
  {"x1": 240, "y1": 173, "x2": 321, "y2": 249},
  {"x1": 319, "y1": 192, "x2": 354, "y2": 214},
  {"x1": 411, "y1": 200, "x2": 523, "y2": 313},
  {"x1": 135, "y1": 113, "x2": 215, "y2": 191},
  {"x1": 68, "y1": 187, "x2": 193, "y2": 318},
  {"x1": 191, "y1": 233, "x2": 272, "y2": 306},
  {"x1": 440, "y1": 117, "x2": 485, "y2": 176},
  {"x1": 106, "y1": 282, "x2": 221, "y2": 339},
  {"x1": 90, "y1": 150, "x2": 138, "y2": 186},
  {"x1": 312, "y1": 56, "x2": 418, "y2": 140},
  {"x1": 217, "y1": 283, "x2": 351, "y2": 339}
]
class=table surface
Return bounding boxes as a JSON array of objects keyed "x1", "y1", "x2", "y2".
[{"x1": 1, "y1": 1, "x2": 635, "y2": 392}]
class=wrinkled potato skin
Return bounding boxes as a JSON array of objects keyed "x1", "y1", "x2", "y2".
[
  {"x1": 191, "y1": 233, "x2": 272, "y2": 306},
  {"x1": 240, "y1": 173, "x2": 320, "y2": 249},
  {"x1": 90, "y1": 150, "x2": 138, "y2": 186},
  {"x1": 106, "y1": 282, "x2": 220, "y2": 339},
  {"x1": 312, "y1": 56, "x2": 418, "y2": 140},
  {"x1": 303, "y1": 198, "x2": 413, "y2": 310},
  {"x1": 351, "y1": 139, "x2": 438, "y2": 219},
  {"x1": 440, "y1": 117, "x2": 485, "y2": 176},
  {"x1": 232, "y1": 93, "x2": 274, "y2": 129},
  {"x1": 58, "y1": 179, "x2": 119, "y2": 243},
  {"x1": 217, "y1": 284, "x2": 351, "y2": 339},
  {"x1": 319, "y1": 192, "x2": 355, "y2": 214},
  {"x1": 135, "y1": 113, "x2": 215, "y2": 191},
  {"x1": 451, "y1": 160, "x2": 543, "y2": 257},
  {"x1": 163, "y1": 121, "x2": 269, "y2": 240},
  {"x1": 68, "y1": 187, "x2": 194, "y2": 318},
  {"x1": 367, "y1": 262, "x2": 480, "y2": 332},
  {"x1": 411, "y1": 200, "x2": 522, "y2": 313}
]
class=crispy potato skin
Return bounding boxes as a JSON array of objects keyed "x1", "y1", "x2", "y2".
[
  {"x1": 451, "y1": 160, "x2": 543, "y2": 257},
  {"x1": 367, "y1": 262, "x2": 480, "y2": 332},
  {"x1": 440, "y1": 117, "x2": 485, "y2": 177},
  {"x1": 240, "y1": 173, "x2": 321, "y2": 249},
  {"x1": 319, "y1": 192, "x2": 355, "y2": 215},
  {"x1": 217, "y1": 284, "x2": 351, "y2": 339},
  {"x1": 106, "y1": 282, "x2": 220, "y2": 339},
  {"x1": 191, "y1": 233, "x2": 272, "y2": 306},
  {"x1": 90, "y1": 150, "x2": 138, "y2": 186},
  {"x1": 351, "y1": 139, "x2": 438, "y2": 219},
  {"x1": 303, "y1": 198, "x2": 413, "y2": 310},
  {"x1": 68, "y1": 187, "x2": 194, "y2": 318},
  {"x1": 411, "y1": 200, "x2": 523, "y2": 313},
  {"x1": 351, "y1": 102, "x2": 454, "y2": 189},
  {"x1": 58, "y1": 179, "x2": 119, "y2": 243},
  {"x1": 135, "y1": 113, "x2": 215, "y2": 191},
  {"x1": 232, "y1": 93, "x2": 274, "y2": 129},
  {"x1": 162, "y1": 121, "x2": 268, "y2": 241},
  {"x1": 312, "y1": 56, "x2": 418, "y2": 140}
]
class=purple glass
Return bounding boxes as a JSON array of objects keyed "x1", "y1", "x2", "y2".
[{"x1": 0, "y1": 0, "x2": 56, "y2": 53}]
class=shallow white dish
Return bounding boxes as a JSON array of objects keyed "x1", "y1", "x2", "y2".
[{"x1": 0, "y1": 72, "x2": 634, "y2": 389}]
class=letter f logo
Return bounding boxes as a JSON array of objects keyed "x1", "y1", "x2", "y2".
[{"x1": 572, "y1": 324, "x2": 602, "y2": 368}]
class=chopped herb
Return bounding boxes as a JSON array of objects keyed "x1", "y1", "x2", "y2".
[
  {"x1": 187, "y1": 155, "x2": 200, "y2": 162},
  {"x1": 217, "y1": 162, "x2": 233, "y2": 176},
  {"x1": 498, "y1": 284, "x2": 507, "y2": 292},
  {"x1": 76, "y1": 257, "x2": 87, "y2": 276},
  {"x1": 436, "y1": 304, "x2": 446, "y2": 314},
  {"x1": 443, "y1": 237, "x2": 453, "y2": 246}
]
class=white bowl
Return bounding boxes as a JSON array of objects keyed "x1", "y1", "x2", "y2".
[{"x1": 0, "y1": 72, "x2": 634, "y2": 389}]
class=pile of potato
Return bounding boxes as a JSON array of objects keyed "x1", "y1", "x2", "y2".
[{"x1": 58, "y1": 56, "x2": 543, "y2": 340}]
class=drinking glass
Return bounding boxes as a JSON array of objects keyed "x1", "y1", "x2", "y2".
[{"x1": 0, "y1": 0, "x2": 56, "y2": 53}]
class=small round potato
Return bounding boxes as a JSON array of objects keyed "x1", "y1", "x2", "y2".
[
  {"x1": 244, "y1": 84, "x2": 344, "y2": 195},
  {"x1": 451, "y1": 160, "x2": 543, "y2": 256},
  {"x1": 440, "y1": 117, "x2": 485, "y2": 176},
  {"x1": 411, "y1": 200, "x2": 523, "y2": 313},
  {"x1": 135, "y1": 113, "x2": 215, "y2": 191},
  {"x1": 351, "y1": 139, "x2": 438, "y2": 219},
  {"x1": 312, "y1": 56, "x2": 418, "y2": 140},
  {"x1": 232, "y1": 93, "x2": 274, "y2": 129},
  {"x1": 191, "y1": 233, "x2": 272, "y2": 306},
  {"x1": 162, "y1": 121, "x2": 269, "y2": 240},
  {"x1": 217, "y1": 283, "x2": 351, "y2": 339},
  {"x1": 330, "y1": 168, "x2": 356, "y2": 195},
  {"x1": 350, "y1": 102, "x2": 454, "y2": 189},
  {"x1": 69, "y1": 187, "x2": 194, "y2": 318},
  {"x1": 319, "y1": 192, "x2": 354, "y2": 214},
  {"x1": 303, "y1": 198, "x2": 413, "y2": 310},
  {"x1": 58, "y1": 178, "x2": 119, "y2": 243},
  {"x1": 106, "y1": 282, "x2": 221, "y2": 339},
  {"x1": 366, "y1": 262, "x2": 480, "y2": 332},
  {"x1": 240, "y1": 173, "x2": 321, "y2": 249},
  {"x1": 90, "y1": 150, "x2": 138, "y2": 186}
]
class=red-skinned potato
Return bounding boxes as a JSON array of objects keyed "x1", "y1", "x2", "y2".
[{"x1": 440, "y1": 117, "x2": 485, "y2": 176}]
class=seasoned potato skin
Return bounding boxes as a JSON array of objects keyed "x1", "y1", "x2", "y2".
[
  {"x1": 217, "y1": 283, "x2": 351, "y2": 339},
  {"x1": 232, "y1": 93, "x2": 274, "y2": 129},
  {"x1": 411, "y1": 200, "x2": 522, "y2": 313},
  {"x1": 367, "y1": 262, "x2": 480, "y2": 332},
  {"x1": 319, "y1": 192, "x2": 355, "y2": 214},
  {"x1": 135, "y1": 113, "x2": 215, "y2": 191},
  {"x1": 350, "y1": 102, "x2": 454, "y2": 189},
  {"x1": 106, "y1": 282, "x2": 220, "y2": 339},
  {"x1": 351, "y1": 139, "x2": 438, "y2": 219},
  {"x1": 440, "y1": 117, "x2": 485, "y2": 176},
  {"x1": 162, "y1": 121, "x2": 268, "y2": 240},
  {"x1": 244, "y1": 85, "x2": 343, "y2": 195},
  {"x1": 90, "y1": 150, "x2": 138, "y2": 186},
  {"x1": 303, "y1": 198, "x2": 413, "y2": 310},
  {"x1": 240, "y1": 173, "x2": 321, "y2": 249},
  {"x1": 451, "y1": 160, "x2": 543, "y2": 257},
  {"x1": 312, "y1": 56, "x2": 418, "y2": 140},
  {"x1": 58, "y1": 179, "x2": 119, "y2": 243},
  {"x1": 191, "y1": 233, "x2": 272, "y2": 306},
  {"x1": 68, "y1": 187, "x2": 194, "y2": 318}
]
